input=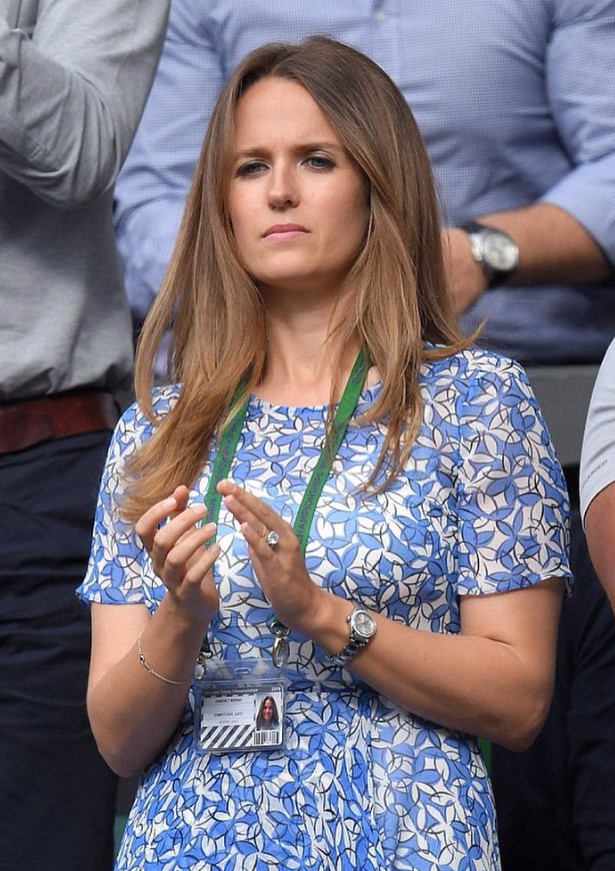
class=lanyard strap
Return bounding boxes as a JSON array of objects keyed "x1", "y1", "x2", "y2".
[
  {"x1": 200, "y1": 348, "x2": 370, "y2": 664},
  {"x1": 291, "y1": 350, "x2": 369, "y2": 554},
  {"x1": 202, "y1": 387, "x2": 250, "y2": 541},
  {"x1": 203, "y1": 348, "x2": 369, "y2": 546}
]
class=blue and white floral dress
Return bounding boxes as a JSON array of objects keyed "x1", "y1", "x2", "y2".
[{"x1": 79, "y1": 349, "x2": 570, "y2": 871}]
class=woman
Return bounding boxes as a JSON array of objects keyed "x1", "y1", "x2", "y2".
[
  {"x1": 255, "y1": 695, "x2": 280, "y2": 731},
  {"x1": 80, "y1": 37, "x2": 570, "y2": 869}
]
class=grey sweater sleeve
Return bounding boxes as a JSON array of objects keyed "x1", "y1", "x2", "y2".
[{"x1": 0, "y1": 0, "x2": 169, "y2": 207}]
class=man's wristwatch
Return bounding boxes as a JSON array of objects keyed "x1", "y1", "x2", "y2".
[
  {"x1": 326, "y1": 606, "x2": 377, "y2": 667},
  {"x1": 461, "y1": 221, "x2": 519, "y2": 289}
]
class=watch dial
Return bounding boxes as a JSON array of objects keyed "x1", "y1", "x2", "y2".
[
  {"x1": 354, "y1": 611, "x2": 375, "y2": 637},
  {"x1": 483, "y1": 234, "x2": 518, "y2": 271}
]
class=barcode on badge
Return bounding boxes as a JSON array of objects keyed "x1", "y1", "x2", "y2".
[{"x1": 253, "y1": 730, "x2": 282, "y2": 747}]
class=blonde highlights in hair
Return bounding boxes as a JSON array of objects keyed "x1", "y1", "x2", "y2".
[{"x1": 123, "y1": 36, "x2": 469, "y2": 520}]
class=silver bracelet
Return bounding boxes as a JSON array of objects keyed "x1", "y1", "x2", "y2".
[{"x1": 137, "y1": 632, "x2": 192, "y2": 686}]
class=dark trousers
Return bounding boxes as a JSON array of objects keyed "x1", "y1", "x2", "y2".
[
  {"x1": 0, "y1": 432, "x2": 118, "y2": 871},
  {"x1": 492, "y1": 501, "x2": 615, "y2": 870}
]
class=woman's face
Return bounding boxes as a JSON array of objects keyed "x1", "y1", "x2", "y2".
[
  {"x1": 262, "y1": 698, "x2": 274, "y2": 722},
  {"x1": 228, "y1": 76, "x2": 369, "y2": 302}
]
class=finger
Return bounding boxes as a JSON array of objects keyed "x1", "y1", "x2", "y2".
[
  {"x1": 223, "y1": 494, "x2": 274, "y2": 545},
  {"x1": 162, "y1": 522, "x2": 217, "y2": 576},
  {"x1": 150, "y1": 507, "x2": 209, "y2": 577},
  {"x1": 182, "y1": 541, "x2": 221, "y2": 587},
  {"x1": 169, "y1": 484, "x2": 190, "y2": 509},
  {"x1": 219, "y1": 480, "x2": 286, "y2": 535},
  {"x1": 152, "y1": 503, "x2": 207, "y2": 552},
  {"x1": 240, "y1": 521, "x2": 278, "y2": 562},
  {"x1": 163, "y1": 485, "x2": 192, "y2": 521},
  {"x1": 135, "y1": 485, "x2": 192, "y2": 549},
  {"x1": 135, "y1": 496, "x2": 179, "y2": 550}
]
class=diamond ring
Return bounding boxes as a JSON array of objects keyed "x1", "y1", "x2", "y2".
[{"x1": 265, "y1": 530, "x2": 280, "y2": 549}]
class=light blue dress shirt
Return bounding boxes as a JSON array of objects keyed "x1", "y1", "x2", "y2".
[{"x1": 114, "y1": 0, "x2": 615, "y2": 364}]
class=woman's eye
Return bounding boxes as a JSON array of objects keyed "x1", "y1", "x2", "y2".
[
  {"x1": 305, "y1": 155, "x2": 334, "y2": 170},
  {"x1": 236, "y1": 161, "x2": 266, "y2": 177}
]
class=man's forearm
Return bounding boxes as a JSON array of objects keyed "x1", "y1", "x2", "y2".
[{"x1": 443, "y1": 202, "x2": 611, "y2": 314}]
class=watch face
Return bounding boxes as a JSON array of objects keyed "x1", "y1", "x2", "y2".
[
  {"x1": 352, "y1": 609, "x2": 376, "y2": 640},
  {"x1": 481, "y1": 232, "x2": 519, "y2": 272}
]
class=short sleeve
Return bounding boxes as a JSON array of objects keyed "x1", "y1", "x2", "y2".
[
  {"x1": 453, "y1": 356, "x2": 571, "y2": 596},
  {"x1": 77, "y1": 403, "x2": 150, "y2": 605},
  {"x1": 78, "y1": 387, "x2": 180, "y2": 607},
  {"x1": 580, "y1": 337, "x2": 615, "y2": 521}
]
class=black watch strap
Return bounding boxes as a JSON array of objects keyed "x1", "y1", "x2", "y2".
[{"x1": 460, "y1": 221, "x2": 519, "y2": 289}]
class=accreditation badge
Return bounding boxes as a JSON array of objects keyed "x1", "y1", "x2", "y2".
[{"x1": 194, "y1": 659, "x2": 287, "y2": 753}]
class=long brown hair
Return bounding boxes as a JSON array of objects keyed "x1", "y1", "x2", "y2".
[{"x1": 123, "y1": 36, "x2": 469, "y2": 521}]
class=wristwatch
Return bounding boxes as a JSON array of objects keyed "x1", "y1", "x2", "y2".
[
  {"x1": 461, "y1": 221, "x2": 519, "y2": 289},
  {"x1": 326, "y1": 606, "x2": 377, "y2": 667}
]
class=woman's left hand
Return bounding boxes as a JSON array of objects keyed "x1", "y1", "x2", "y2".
[{"x1": 217, "y1": 479, "x2": 326, "y2": 634}]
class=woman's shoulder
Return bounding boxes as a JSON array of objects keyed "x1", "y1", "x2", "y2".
[
  {"x1": 419, "y1": 346, "x2": 541, "y2": 439},
  {"x1": 118, "y1": 383, "x2": 181, "y2": 434},
  {"x1": 421, "y1": 346, "x2": 532, "y2": 398},
  {"x1": 109, "y1": 384, "x2": 182, "y2": 460}
]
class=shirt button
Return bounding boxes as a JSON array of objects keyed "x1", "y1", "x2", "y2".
[{"x1": 373, "y1": 11, "x2": 387, "y2": 21}]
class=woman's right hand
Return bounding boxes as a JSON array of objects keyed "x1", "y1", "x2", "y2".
[
  {"x1": 88, "y1": 486, "x2": 218, "y2": 777},
  {"x1": 135, "y1": 484, "x2": 219, "y2": 627}
]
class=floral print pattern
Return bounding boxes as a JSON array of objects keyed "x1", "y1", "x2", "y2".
[{"x1": 79, "y1": 349, "x2": 570, "y2": 870}]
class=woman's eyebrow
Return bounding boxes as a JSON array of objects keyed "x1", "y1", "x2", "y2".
[{"x1": 233, "y1": 141, "x2": 344, "y2": 158}]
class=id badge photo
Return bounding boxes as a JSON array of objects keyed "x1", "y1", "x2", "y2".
[{"x1": 195, "y1": 659, "x2": 287, "y2": 754}]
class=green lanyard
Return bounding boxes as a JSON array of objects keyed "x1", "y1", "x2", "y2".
[{"x1": 200, "y1": 348, "x2": 370, "y2": 668}]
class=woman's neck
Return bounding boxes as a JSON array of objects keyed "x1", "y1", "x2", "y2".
[{"x1": 254, "y1": 304, "x2": 359, "y2": 405}]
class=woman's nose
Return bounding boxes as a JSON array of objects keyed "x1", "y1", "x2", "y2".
[{"x1": 267, "y1": 165, "x2": 299, "y2": 209}]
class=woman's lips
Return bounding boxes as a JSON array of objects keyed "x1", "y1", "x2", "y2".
[{"x1": 263, "y1": 223, "x2": 309, "y2": 238}]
